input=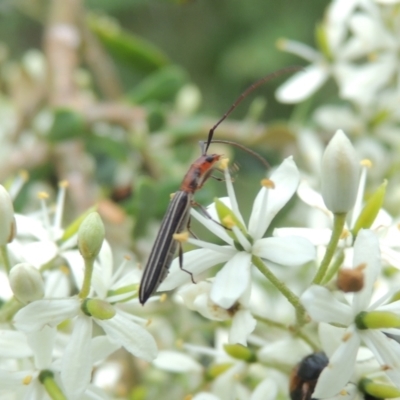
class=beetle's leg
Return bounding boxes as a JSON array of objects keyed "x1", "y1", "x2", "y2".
[{"x1": 178, "y1": 242, "x2": 196, "y2": 284}]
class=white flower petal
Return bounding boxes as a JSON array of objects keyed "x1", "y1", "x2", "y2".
[
  {"x1": 92, "y1": 240, "x2": 114, "y2": 299},
  {"x1": 153, "y1": 350, "x2": 202, "y2": 373},
  {"x1": 211, "y1": 252, "x2": 251, "y2": 309},
  {"x1": 61, "y1": 316, "x2": 93, "y2": 400},
  {"x1": 63, "y1": 250, "x2": 85, "y2": 290},
  {"x1": 91, "y1": 335, "x2": 121, "y2": 364},
  {"x1": 250, "y1": 378, "x2": 278, "y2": 400},
  {"x1": 360, "y1": 330, "x2": 400, "y2": 386},
  {"x1": 274, "y1": 227, "x2": 332, "y2": 247},
  {"x1": 248, "y1": 157, "x2": 299, "y2": 239},
  {"x1": 229, "y1": 310, "x2": 256, "y2": 346},
  {"x1": 301, "y1": 286, "x2": 353, "y2": 325},
  {"x1": 0, "y1": 329, "x2": 32, "y2": 358},
  {"x1": 96, "y1": 311, "x2": 157, "y2": 362},
  {"x1": 313, "y1": 327, "x2": 360, "y2": 398},
  {"x1": 275, "y1": 64, "x2": 329, "y2": 103},
  {"x1": 253, "y1": 236, "x2": 315, "y2": 267},
  {"x1": 351, "y1": 229, "x2": 381, "y2": 313},
  {"x1": 192, "y1": 393, "x2": 220, "y2": 400},
  {"x1": 27, "y1": 326, "x2": 56, "y2": 369},
  {"x1": 318, "y1": 323, "x2": 345, "y2": 358},
  {"x1": 14, "y1": 298, "x2": 80, "y2": 332},
  {"x1": 159, "y1": 248, "x2": 234, "y2": 291},
  {"x1": 191, "y1": 207, "x2": 234, "y2": 245},
  {"x1": 18, "y1": 241, "x2": 58, "y2": 269}
]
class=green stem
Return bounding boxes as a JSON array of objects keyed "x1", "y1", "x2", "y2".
[
  {"x1": 1, "y1": 245, "x2": 11, "y2": 274},
  {"x1": 313, "y1": 213, "x2": 347, "y2": 285},
  {"x1": 255, "y1": 315, "x2": 319, "y2": 351},
  {"x1": 252, "y1": 255, "x2": 307, "y2": 325},
  {"x1": 321, "y1": 249, "x2": 345, "y2": 285},
  {"x1": 39, "y1": 370, "x2": 67, "y2": 400},
  {"x1": 79, "y1": 258, "x2": 94, "y2": 299}
]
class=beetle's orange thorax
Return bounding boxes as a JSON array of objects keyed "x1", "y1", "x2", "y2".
[{"x1": 180, "y1": 154, "x2": 221, "y2": 193}]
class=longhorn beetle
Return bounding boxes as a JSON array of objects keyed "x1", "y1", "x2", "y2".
[{"x1": 138, "y1": 66, "x2": 302, "y2": 305}]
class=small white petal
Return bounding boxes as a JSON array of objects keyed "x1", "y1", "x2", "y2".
[
  {"x1": 313, "y1": 327, "x2": 360, "y2": 398},
  {"x1": 159, "y1": 248, "x2": 234, "y2": 291},
  {"x1": 14, "y1": 298, "x2": 80, "y2": 332},
  {"x1": 248, "y1": 157, "x2": 299, "y2": 239},
  {"x1": 229, "y1": 310, "x2": 256, "y2": 346},
  {"x1": 301, "y1": 286, "x2": 353, "y2": 325},
  {"x1": 96, "y1": 311, "x2": 157, "y2": 361},
  {"x1": 63, "y1": 249, "x2": 85, "y2": 289},
  {"x1": 210, "y1": 252, "x2": 251, "y2": 309},
  {"x1": 318, "y1": 323, "x2": 345, "y2": 358},
  {"x1": 253, "y1": 236, "x2": 315, "y2": 267},
  {"x1": 92, "y1": 240, "x2": 114, "y2": 299},
  {"x1": 19, "y1": 241, "x2": 58, "y2": 269},
  {"x1": 192, "y1": 393, "x2": 220, "y2": 400},
  {"x1": 360, "y1": 330, "x2": 400, "y2": 386},
  {"x1": 250, "y1": 378, "x2": 278, "y2": 400},
  {"x1": 351, "y1": 229, "x2": 381, "y2": 313},
  {"x1": 62, "y1": 316, "x2": 93, "y2": 400},
  {"x1": 275, "y1": 64, "x2": 329, "y2": 103},
  {"x1": 27, "y1": 326, "x2": 56, "y2": 369},
  {"x1": 0, "y1": 330, "x2": 32, "y2": 358},
  {"x1": 153, "y1": 351, "x2": 202, "y2": 373},
  {"x1": 91, "y1": 335, "x2": 121, "y2": 364}
]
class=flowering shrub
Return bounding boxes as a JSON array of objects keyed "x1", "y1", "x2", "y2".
[{"x1": 2, "y1": 0, "x2": 400, "y2": 399}]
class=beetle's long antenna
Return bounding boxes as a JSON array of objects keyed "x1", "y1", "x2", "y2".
[
  {"x1": 201, "y1": 139, "x2": 270, "y2": 169},
  {"x1": 204, "y1": 65, "x2": 303, "y2": 154}
]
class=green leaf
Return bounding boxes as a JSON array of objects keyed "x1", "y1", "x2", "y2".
[
  {"x1": 88, "y1": 14, "x2": 170, "y2": 73},
  {"x1": 127, "y1": 65, "x2": 189, "y2": 104},
  {"x1": 48, "y1": 108, "x2": 86, "y2": 142}
]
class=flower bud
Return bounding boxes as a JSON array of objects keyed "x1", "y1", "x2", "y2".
[
  {"x1": 321, "y1": 130, "x2": 359, "y2": 213},
  {"x1": 224, "y1": 343, "x2": 256, "y2": 362},
  {"x1": 82, "y1": 298, "x2": 116, "y2": 320},
  {"x1": 9, "y1": 263, "x2": 44, "y2": 304},
  {"x1": 0, "y1": 185, "x2": 16, "y2": 245},
  {"x1": 78, "y1": 212, "x2": 105, "y2": 261}
]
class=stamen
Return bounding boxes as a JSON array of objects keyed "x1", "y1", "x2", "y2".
[
  {"x1": 173, "y1": 232, "x2": 189, "y2": 242},
  {"x1": 38, "y1": 192, "x2": 51, "y2": 235},
  {"x1": 219, "y1": 157, "x2": 230, "y2": 170},
  {"x1": 360, "y1": 159, "x2": 372, "y2": 168},
  {"x1": 261, "y1": 178, "x2": 275, "y2": 189},
  {"x1": 22, "y1": 375, "x2": 32, "y2": 385},
  {"x1": 54, "y1": 180, "x2": 69, "y2": 231}
]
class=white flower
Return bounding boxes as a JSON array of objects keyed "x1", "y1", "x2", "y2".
[
  {"x1": 178, "y1": 281, "x2": 256, "y2": 345},
  {"x1": 301, "y1": 229, "x2": 400, "y2": 398},
  {"x1": 160, "y1": 157, "x2": 316, "y2": 309},
  {"x1": 13, "y1": 241, "x2": 157, "y2": 399}
]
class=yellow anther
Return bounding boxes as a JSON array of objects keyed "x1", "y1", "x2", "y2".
[
  {"x1": 59, "y1": 180, "x2": 69, "y2": 188},
  {"x1": 146, "y1": 318, "x2": 152, "y2": 327},
  {"x1": 60, "y1": 265, "x2": 70, "y2": 275},
  {"x1": 342, "y1": 331, "x2": 352, "y2": 342},
  {"x1": 222, "y1": 215, "x2": 235, "y2": 229},
  {"x1": 124, "y1": 254, "x2": 131, "y2": 261},
  {"x1": 169, "y1": 192, "x2": 176, "y2": 200},
  {"x1": 160, "y1": 293, "x2": 167, "y2": 303},
  {"x1": 183, "y1": 395, "x2": 193, "y2": 400},
  {"x1": 360, "y1": 159, "x2": 372, "y2": 168},
  {"x1": 173, "y1": 231, "x2": 189, "y2": 242},
  {"x1": 275, "y1": 38, "x2": 287, "y2": 50},
  {"x1": 19, "y1": 170, "x2": 29, "y2": 181},
  {"x1": 261, "y1": 178, "x2": 275, "y2": 189},
  {"x1": 37, "y1": 191, "x2": 49, "y2": 200},
  {"x1": 219, "y1": 157, "x2": 230, "y2": 170},
  {"x1": 176, "y1": 339, "x2": 184, "y2": 348},
  {"x1": 22, "y1": 375, "x2": 32, "y2": 385},
  {"x1": 340, "y1": 229, "x2": 350, "y2": 240}
]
